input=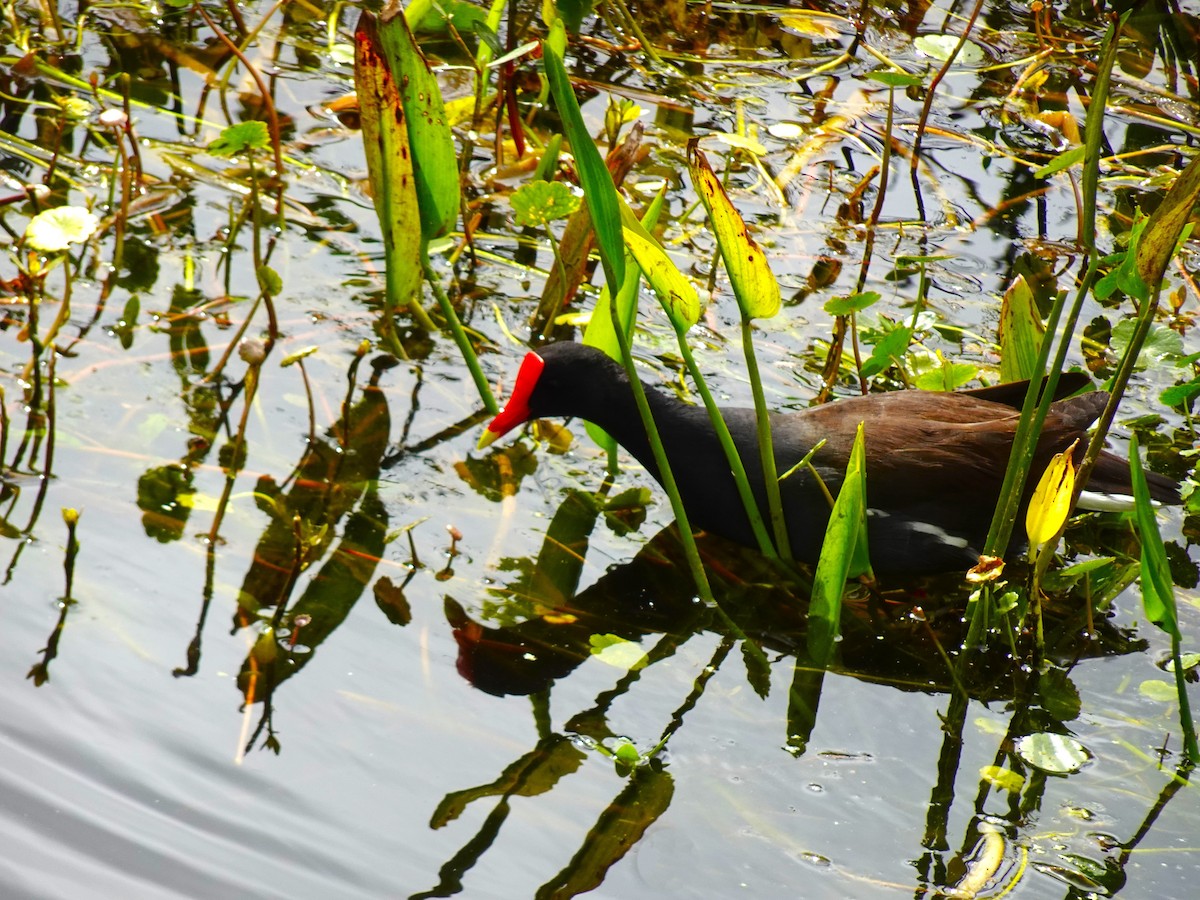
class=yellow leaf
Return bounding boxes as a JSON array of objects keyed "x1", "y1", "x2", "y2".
[
  {"x1": 779, "y1": 13, "x2": 844, "y2": 39},
  {"x1": 687, "y1": 141, "x2": 781, "y2": 320},
  {"x1": 1025, "y1": 440, "x2": 1078, "y2": 548},
  {"x1": 621, "y1": 225, "x2": 700, "y2": 329}
]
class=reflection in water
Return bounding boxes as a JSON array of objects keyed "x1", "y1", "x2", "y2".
[
  {"x1": 225, "y1": 357, "x2": 395, "y2": 753},
  {"x1": 430, "y1": 477, "x2": 1165, "y2": 897}
]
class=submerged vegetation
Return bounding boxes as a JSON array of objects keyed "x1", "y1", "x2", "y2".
[{"x1": 1, "y1": 0, "x2": 1199, "y2": 895}]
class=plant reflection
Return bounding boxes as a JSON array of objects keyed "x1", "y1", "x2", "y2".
[{"x1": 430, "y1": 476, "x2": 1192, "y2": 897}]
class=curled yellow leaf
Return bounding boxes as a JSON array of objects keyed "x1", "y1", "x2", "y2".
[
  {"x1": 1026, "y1": 439, "x2": 1079, "y2": 549},
  {"x1": 621, "y1": 226, "x2": 700, "y2": 329}
]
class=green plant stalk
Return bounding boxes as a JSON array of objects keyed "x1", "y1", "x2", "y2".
[
  {"x1": 671, "y1": 329, "x2": 778, "y2": 560},
  {"x1": 606, "y1": 296, "x2": 713, "y2": 603},
  {"x1": 808, "y1": 422, "x2": 867, "y2": 667},
  {"x1": 420, "y1": 248, "x2": 496, "y2": 413},
  {"x1": 62, "y1": 508, "x2": 78, "y2": 603},
  {"x1": 1170, "y1": 632, "x2": 1199, "y2": 763},
  {"x1": 541, "y1": 32, "x2": 761, "y2": 646},
  {"x1": 0, "y1": 386, "x2": 8, "y2": 468},
  {"x1": 608, "y1": 311, "x2": 770, "y2": 666},
  {"x1": 742, "y1": 320, "x2": 792, "y2": 560}
]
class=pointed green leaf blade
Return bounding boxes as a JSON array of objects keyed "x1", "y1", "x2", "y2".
[
  {"x1": 377, "y1": 3, "x2": 460, "y2": 241},
  {"x1": 1129, "y1": 434, "x2": 1180, "y2": 639},
  {"x1": 809, "y1": 422, "x2": 869, "y2": 666},
  {"x1": 542, "y1": 25, "x2": 624, "y2": 293}
]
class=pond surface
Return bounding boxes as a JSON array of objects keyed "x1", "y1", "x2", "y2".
[{"x1": 2, "y1": 1, "x2": 1199, "y2": 897}]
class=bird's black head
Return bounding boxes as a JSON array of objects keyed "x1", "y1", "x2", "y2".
[{"x1": 478, "y1": 342, "x2": 626, "y2": 447}]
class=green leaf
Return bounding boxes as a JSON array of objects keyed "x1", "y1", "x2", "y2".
[
  {"x1": 207, "y1": 121, "x2": 270, "y2": 157},
  {"x1": 999, "y1": 275, "x2": 1043, "y2": 383},
  {"x1": 582, "y1": 189, "x2": 666, "y2": 452},
  {"x1": 374, "y1": 4, "x2": 460, "y2": 242},
  {"x1": 511, "y1": 180, "x2": 581, "y2": 227},
  {"x1": 979, "y1": 765, "x2": 1025, "y2": 794},
  {"x1": 281, "y1": 346, "x2": 319, "y2": 367},
  {"x1": 540, "y1": 29, "x2": 624, "y2": 292},
  {"x1": 542, "y1": 26, "x2": 624, "y2": 293},
  {"x1": 913, "y1": 359, "x2": 977, "y2": 391},
  {"x1": 809, "y1": 423, "x2": 869, "y2": 666},
  {"x1": 556, "y1": 0, "x2": 597, "y2": 33},
  {"x1": 1097, "y1": 217, "x2": 1151, "y2": 302},
  {"x1": 779, "y1": 12, "x2": 842, "y2": 39},
  {"x1": 824, "y1": 291, "x2": 879, "y2": 316},
  {"x1": 23, "y1": 206, "x2": 99, "y2": 252},
  {"x1": 1039, "y1": 556, "x2": 1116, "y2": 591},
  {"x1": 1168, "y1": 653, "x2": 1200, "y2": 674},
  {"x1": 613, "y1": 741, "x2": 641, "y2": 765},
  {"x1": 1111, "y1": 318, "x2": 1183, "y2": 368},
  {"x1": 410, "y1": 0, "x2": 489, "y2": 33},
  {"x1": 533, "y1": 133, "x2": 563, "y2": 183},
  {"x1": 860, "y1": 324, "x2": 913, "y2": 378},
  {"x1": 1136, "y1": 154, "x2": 1200, "y2": 289},
  {"x1": 1034, "y1": 145, "x2": 1086, "y2": 178},
  {"x1": 256, "y1": 264, "x2": 282, "y2": 295},
  {"x1": 687, "y1": 141, "x2": 781, "y2": 320},
  {"x1": 864, "y1": 70, "x2": 924, "y2": 88},
  {"x1": 914, "y1": 34, "x2": 985, "y2": 64},
  {"x1": 1161, "y1": 379, "x2": 1200, "y2": 408},
  {"x1": 1129, "y1": 434, "x2": 1181, "y2": 639},
  {"x1": 1139, "y1": 679, "x2": 1179, "y2": 702}
]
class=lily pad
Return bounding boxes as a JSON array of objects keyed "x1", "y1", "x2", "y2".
[
  {"x1": 1015, "y1": 733, "x2": 1090, "y2": 774},
  {"x1": 24, "y1": 206, "x2": 99, "y2": 252}
]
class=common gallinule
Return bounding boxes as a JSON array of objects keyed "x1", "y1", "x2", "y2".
[{"x1": 478, "y1": 342, "x2": 1179, "y2": 573}]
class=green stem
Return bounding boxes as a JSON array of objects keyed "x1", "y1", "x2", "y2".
[
  {"x1": 980, "y1": 14, "x2": 1123, "y2": 564},
  {"x1": 1171, "y1": 633, "x2": 1200, "y2": 763},
  {"x1": 421, "y1": 247, "x2": 497, "y2": 413},
  {"x1": 673, "y1": 333, "x2": 778, "y2": 560},
  {"x1": 742, "y1": 320, "x2": 792, "y2": 561},
  {"x1": 610, "y1": 326, "x2": 713, "y2": 604}
]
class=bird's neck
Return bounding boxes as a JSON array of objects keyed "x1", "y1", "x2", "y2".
[{"x1": 571, "y1": 373, "x2": 686, "y2": 480}]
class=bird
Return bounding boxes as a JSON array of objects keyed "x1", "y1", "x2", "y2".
[{"x1": 477, "y1": 341, "x2": 1179, "y2": 574}]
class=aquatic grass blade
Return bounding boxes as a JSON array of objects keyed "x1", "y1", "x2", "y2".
[
  {"x1": 1129, "y1": 434, "x2": 1198, "y2": 762},
  {"x1": 1129, "y1": 435, "x2": 1180, "y2": 640},
  {"x1": 809, "y1": 422, "x2": 868, "y2": 667},
  {"x1": 542, "y1": 25, "x2": 624, "y2": 294}
]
